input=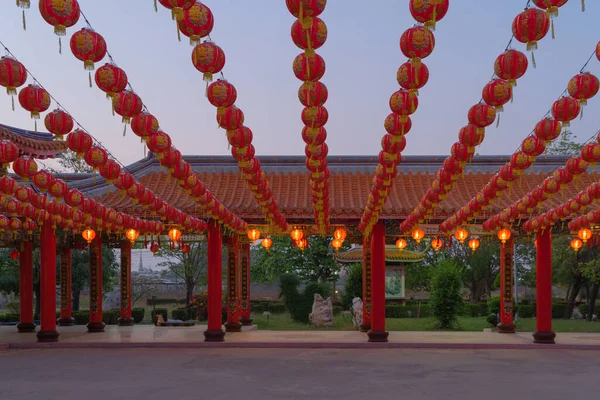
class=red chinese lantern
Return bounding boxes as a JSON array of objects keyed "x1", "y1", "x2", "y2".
[
  {"x1": 69, "y1": 28, "x2": 107, "y2": 78},
  {"x1": 99, "y1": 159, "x2": 121, "y2": 184},
  {"x1": 146, "y1": 131, "x2": 172, "y2": 158},
  {"x1": 158, "y1": 0, "x2": 195, "y2": 20},
  {"x1": 207, "y1": 79, "x2": 237, "y2": 110},
  {"x1": 84, "y1": 146, "x2": 108, "y2": 171},
  {"x1": 552, "y1": 168, "x2": 574, "y2": 188},
  {"x1": 232, "y1": 145, "x2": 255, "y2": 162},
  {"x1": 302, "y1": 127, "x2": 326, "y2": 145},
  {"x1": 510, "y1": 151, "x2": 532, "y2": 172},
  {"x1": 66, "y1": 129, "x2": 93, "y2": 158},
  {"x1": 178, "y1": 1, "x2": 214, "y2": 46},
  {"x1": 18, "y1": 84, "x2": 51, "y2": 121},
  {"x1": 49, "y1": 179, "x2": 68, "y2": 198},
  {"x1": 409, "y1": 0, "x2": 449, "y2": 29},
  {"x1": 191, "y1": 41, "x2": 225, "y2": 81},
  {"x1": 534, "y1": 118, "x2": 562, "y2": 142},
  {"x1": 389, "y1": 89, "x2": 418, "y2": 117},
  {"x1": 451, "y1": 142, "x2": 472, "y2": 165},
  {"x1": 44, "y1": 109, "x2": 73, "y2": 139},
  {"x1": 581, "y1": 143, "x2": 600, "y2": 166},
  {"x1": 298, "y1": 81, "x2": 328, "y2": 107},
  {"x1": 291, "y1": 18, "x2": 327, "y2": 53},
  {"x1": 38, "y1": 0, "x2": 80, "y2": 36},
  {"x1": 551, "y1": 96, "x2": 580, "y2": 127},
  {"x1": 94, "y1": 63, "x2": 128, "y2": 98},
  {"x1": 567, "y1": 72, "x2": 599, "y2": 106},
  {"x1": 32, "y1": 170, "x2": 55, "y2": 193},
  {"x1": 112, "y1": 90, "x2": 143, "y2": 130},
  {"x1": 22, "y1": 219, "x2": 37, "y2": 234},
  {"x1": 286, "y1": 0, "x2": 326, "y2": 27},
  {"x1": 531, "y1": 0, "x2": 568, "y2": 38},
  {"x1": 0, "y1": 56, "x2": 27, "y2": 110},
  {"x1": 521, "y1": 135, "x2": 546, "y2": 160},
  {"x1": 131, "y1": 112, "x2": 159, "y2": 139},
  {"x1": 381, "y1": 134, "x2": 406, "y2": 154},
  {"x1": 10, "y1": 249, "x2": 19, "y2": 260},
  {"x1": 494, "y1": 49, "x2": 528, "y2": 86},
  {"x1": 467, "y1": 103, "x2": 496, "y2": 133},
  {"x1": 458, "y1": 124, "x2": 485, "y2": 151},
  {"x1": 227, "y1": 126, "x2": 253, "y2": 148},
  {"x1": 0, "y1": 140, "x2": 19, "y2": 168},
  {"x1": 597, "y1": 41, "x2": 600, "y2": 62},
  {"x1": 396, "y1": 61, "x2": 429, "y2": 93},
  {"x1": 400, "y1": 25, "x2": 435, "y2": 65},
  {"x1": 113, "y1": 172, "x2": 134, "y2": 193},
  {"x1": 384, "y1": 113, "x2": 413, "y2": 136},
  {"x1": 482, "y1": 79, "x2": 512, "y2": 112},
  {"x1": 0, "y1": 176, "x2": 17, "y2": 199},
  {"x1": 293, "y1": 53, "x2": 326, "y2": 82},
  {"x1": 64, "y1": 188, "x2": 83, "y2": 208},
  {"x1": 301, "y1": 106, "x2": 328, "y2": 128},
  {"x1": 512, "y1": 8, "x2": 550, "y2": 66},
  {"x1": 566, "y1": 157, "x2": 588, "y2": 176},
  {"x1": 12, "y1": 156, "x2": 37, "y2": 181},
  {"x1": 216, "y1": 106, "x2": 244, "y2": 130}
]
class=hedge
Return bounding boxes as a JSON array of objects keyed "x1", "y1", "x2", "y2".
[
  {"x1": 518, "y1": 304, "x2": 535, "y2": 318},
  {"x1": 172, "y1": 308, "x2": 188, "y2": 321},
  {"x1": 145, "y1": 298, "x2": 186, "y2": 306},
  {"x1": 552, "y1": 302, "x2": 568, "y2": 319},
  {"x1": 0, "y1": 313, "x2": 20, "y2": 323},
  {"x1": 333, "y1": 306, "x2": 343, "y2": 316},
  {"x1": 132, "y1": 308, "x2": 145, "y2": 323},
  {"x1": 73, "y1": 310, "x2": 90, "y2": 325},
  {"x1": 460, "y1": 303, "x2": 490, "y2": 317},
  {"x1": 102, "y1": 309, "x2": 121, "y2": 325},
  {"x1": 385, "y1": 304, "x2": 432, "y2": 318},
  {"x1": 151, "y1": 308, "x2": 169, "y2": 322}
]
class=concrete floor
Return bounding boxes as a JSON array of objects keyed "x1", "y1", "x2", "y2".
[{"x1": 0, "y1": 348, "x2": 596, "y2": 400}]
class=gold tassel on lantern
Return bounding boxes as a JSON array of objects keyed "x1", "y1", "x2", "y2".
[
  {"x1": 88, "y1": 72, "x2": 93, "y2": 88},
  {"x1": 582, "y1": 0, "x2": 585, "y2": 12},
  {"x1": 154, "y1": 0, "x2": 158, "y2": 12}
]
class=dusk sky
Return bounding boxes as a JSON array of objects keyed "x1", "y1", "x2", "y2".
[{"x1": 0, "y1": 1, "x2": 599, "y2": 168}]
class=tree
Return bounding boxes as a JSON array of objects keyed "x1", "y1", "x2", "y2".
[
  {"x1": 154, "y1": 242, "x2": 208, "y2": 305},
  {"x1": 579, "y1": 257, "x2": 600, "y2": 322},
  {"x1": 131, "y1": 275, "x2": 158, "y2": 307},
  {"x1": 340, "y1": 263, "x2": 361, "y2": 310},
  {"x1": 251, "y1": 236, "x2": 344, "y2": 283},
  {"x1": 430, "y1": 259, "x2": 463, "y2": 329},
  {"x1": 50, "y1": 150, "x2": 93, "y2": 174},
  {"x1": 279, "y1": 273, "x2": 331, "y2": 324},
  {"x1": 544, "y1": 130, "x2": 584, "y2": 157},
  {"x1": 70, "y1": 247, "x2": 119, "y2": 311},
  {"x1": 0, "y1": 250, "x2": 19, "y2": 295}
]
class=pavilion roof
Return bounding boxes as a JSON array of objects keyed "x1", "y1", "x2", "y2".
[
  {"x1": 335, "y1": 245, "x2": 425, "y2": 264},
  {"x1": 0, "y1": 123, "x2": 67, "y2": 159},
  {"x1": 60, "y1": 154, "x2": 597, "y2": 224}
]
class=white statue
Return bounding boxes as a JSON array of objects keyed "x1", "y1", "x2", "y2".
[
  {"x1": 309, "y1": 293, "x2": 333, "y2": 327},
  {"x1": 351, "y1": 297, "x2": 363, "y2": 328}
]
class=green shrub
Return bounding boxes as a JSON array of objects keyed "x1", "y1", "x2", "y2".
[
  {"x1": 145, "y1": 298, "x2": 186, "y2": 306},
  {"x1": 0, "y1": 313, "x2": 20, "y2": 322},
  {"x1": 341, "y1": 263, "x2": 362, "y2": 310},
  {"x1": 385, "y1": 305, "x2": 410, "y2": 318},
  {"x1": 385, "y1": 304, "x2": 432, "y2": 318},
  {"x1": 461, "y1": 302, "x2": 490, "y2": 317},
  {"x1": 486, "y1": 313, "x2": 498, "y2": 327},
  {"x1": 6, "y1": 301, "x2": 19, "y2": 314},
  {"x1": 488, "y1": 296, "x2": 501, "y2": 314},
  {"x1": 132, "y1": 308, "x2": 145, "y2": 323},
  {"x1": 333, "y1": 305, "x2": 343, "y2": 316},
  {"x1": 579, "y1": 303, "x2": 589, "y2": 316},
  {"x1": 552, "y1": 302, "x2": 568, "y2": 319},
  {"x1": 252, "y1": 303, "x2": 264, "y2": 314},
  {"x1": 406, "y1": 304, "x2": 432, "y2": 317},
  {"x1": 73, "y1": 310, "x2": 90, "y2": 325},
  {"x1": 151, "y1": 308, "x2": 168, "y2": 322},
  {"x1": 280, "y1": 273, "x2": 331, "y2": 324},
  {"x1": 430, "y1": 259, "x2": 463, "y2": 329},
  {"x1": 518, "y1": 304, "x2": 535, "y2": 318},
  {"x1": 102, "y1": 309, "x2": 120, "y2": 325},
  {"x1": 267, "y1": 303, "x2": 287, "y2": 314},
  {"x1": 172, "y1": 308, "x2": 187, "y2": 321}
]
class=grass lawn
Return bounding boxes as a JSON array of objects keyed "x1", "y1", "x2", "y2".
[{"x1": 250, "y1": 312, "x2": 600, "y2": 333}]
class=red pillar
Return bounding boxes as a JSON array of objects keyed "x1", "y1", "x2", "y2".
[
  {"x1": 58, "y1": 246, "x2": 74, "y2": 326},
  {"x1": 367, "y1": 221, "x2": 388, "y2": 342},
  {"x1": 240, "y1": 241, "x2": 253, "y2": 326},
  {"x1": 204, "y1": 219, "x2": 225, "y2": 342},
  {"x1": 225, "y1": 235, "x2": 242, "y2": 332},
  {"x1": 118, "y1": 240, "x2": 133, "y2": 326},
  {"x1": 87, "y1": 235, "x2": 105, "y2": 332},
  {"x1": 533, "y1": 229, "x2": 556, "y2": 344},
  {"x1": 17, "y1": 241, "x2": 36, "y2": 333},
  {"x1": 36, "y1": 224, "x2": 59, "y2": 342},
  {"x1": 497, "y1": 237, "x2": 515, "y2": 333},
  {"x1": 360, "y1": 234, "x2": 372, "y2": 332}
]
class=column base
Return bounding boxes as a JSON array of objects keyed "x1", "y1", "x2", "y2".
[
  {"x1": 533, "y1": 331, "x2": 556, "y2": 344},
  {"x1": 240, "y1": 317, "x2": 253, "y2": 326},
  {"x1": 16, "y1": 322, "x2": 36, "y2": 333},
  {"x1": 118, "y1": 317, "x2": 134, "y2": 326},
  {"x1": 359, "y1": 321, "x2": 371, "y2": 333},
  {"x1": 204, "y1": 329, "x2": 226, "y2": 342},
  {"x1": 225, "y1": 321, "x2": 243, "y2": 332},
  {"x1": 86, "y1": 321, "x2": 106, "y2": 332},
  {"x1": 497, "y1": 322, "x2": 516, "y2": 333},
  {"x1": 367, "y1": 329, "x2": 389, "y2": 343},
  {"x1": 36, "y1": 329, "x2": 59, "y2": 342},
  {"x1": 58, "y1": 317, "x2": 75, "y2": 326}
]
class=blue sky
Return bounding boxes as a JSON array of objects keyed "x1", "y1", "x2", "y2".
[{"x1": 0, "y1": 0, "x2": 598, "y2": 167}]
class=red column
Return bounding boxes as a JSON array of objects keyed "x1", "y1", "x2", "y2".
[
  {"x1": 533, "y1": 229, "x2": 556, "y2": 344},
  {"x1": 498, "y1": 237, "x2": 515, "y2": 333},
  {"x1": 58, "y1": 246, "x2": 74, "y2": 326},
  {"x1": 225, "y1": 235, "x2": 242, "y2": 332},
  {"x1": 367, "y1": 221, "x2": 388, "y2": 342},
  {"x1": 360, "y1": 234, "x2": 372, "y2": 332},
  {"x1": 240, "y1": 241, "x2": 253, "y2": 326},
  {"x1": 204, "y1": 219, "x2": 225, "y2": 342},
  {"x1": 36, "y1": 224, "x2": 59, "y2": 342},
  {"x1": 87, "y1": 235, "x2": 105, "y2": 332},
  {"x1": 17, "y1": 241, "x2": 36, "y2": 333},
  {"x1": 118, "y1": 240, "x2": 133, "y2": 326}
]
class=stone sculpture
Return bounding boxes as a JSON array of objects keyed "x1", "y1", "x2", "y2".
[
  {"x1": 309, "y1": 293, "x2": 333, "y2": 327},
  {"x1": 351, "y1": 297, "x2": 363, "y2": 328}
]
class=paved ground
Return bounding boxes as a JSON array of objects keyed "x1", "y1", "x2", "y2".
[{"x1": 0, "y1": 348, "x2": 597, "y2": 400}]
